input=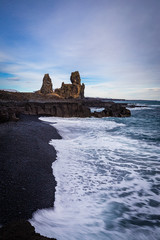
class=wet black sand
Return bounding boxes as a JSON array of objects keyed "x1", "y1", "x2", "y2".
[{"x1": 0, "y1": 115, "x2": 61, "y2": 225}]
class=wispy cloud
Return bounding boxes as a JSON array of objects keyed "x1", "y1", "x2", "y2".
[{"x1": 0, "y1": 0, "x2": 160, "y2": 99}]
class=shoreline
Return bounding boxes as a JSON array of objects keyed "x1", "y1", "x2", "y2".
[{"x1": 0, "y1": 114, "x2": 61, "y2": 225}]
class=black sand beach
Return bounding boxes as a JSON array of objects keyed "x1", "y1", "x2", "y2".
[{"x1": 0, "y1": 115, "x2": 61, "y2": 225}]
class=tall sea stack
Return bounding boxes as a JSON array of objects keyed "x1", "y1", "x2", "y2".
[{"x1": 40, "y1": 74, "x2": 53, "y2": 94}]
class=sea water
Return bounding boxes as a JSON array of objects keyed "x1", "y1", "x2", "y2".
[{"x1": 30, "y1": 100, "x2": 160, "y2": 240}]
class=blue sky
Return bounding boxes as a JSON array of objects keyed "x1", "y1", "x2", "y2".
[{"x1": 0, "y1": 0, "x2": 160, "y2": 99}]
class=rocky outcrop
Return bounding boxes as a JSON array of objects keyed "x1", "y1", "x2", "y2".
[
  {"x1": 24, "y1": 101, "x2": 91, "y2": 117},
  {"x1": 0, "y1": 220, "x2": 56, "y2": 240},
  {"x1": 0, "y1": 101, "x2": 91, "y2": 123},
  {"x1": 55, "y1": 71, "x2": 85, "y2": 99},
  {"x1": 40, "y1": 74, "x2": 53, "y2": 94},
  {"x1": 0, "y1": 106, "x2": 20, "y2": 122},
  {"x1": 92, "y1": 103, "x2": 131, "y2": 117},
  {"x1": 0, "y1": 100, "x2": 131, "y2": 123}
]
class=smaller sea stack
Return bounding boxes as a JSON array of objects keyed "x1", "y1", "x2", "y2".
[{"x1": 55, "y1": 71, "x2": 85, "y2": 99}]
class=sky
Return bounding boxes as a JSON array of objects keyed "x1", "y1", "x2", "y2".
[{"x1": 0, "y1": 0, "x2": 160, "y2": 100}]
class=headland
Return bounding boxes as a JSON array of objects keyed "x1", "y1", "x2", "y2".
[{"x1": 0, "y1": 71, "x2": 131, "y2": 123}]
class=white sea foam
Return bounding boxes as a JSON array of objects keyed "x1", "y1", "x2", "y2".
[
  {"x1": 30, "y1": 116, "x2": 160, "y2": 240},
  {"x1": 128, "y1": 107, "x2": 152, "y2": 111},
  {"x1": 90, "y1": 107, "x2": 105, "y2": 112}
]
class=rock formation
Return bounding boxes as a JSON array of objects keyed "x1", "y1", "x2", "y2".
[
  {"x1": 55, "y1": 71, "x2": 85, "y2": 99},
  {"x1": 0, "y1": 100, "x2": 131, "y2": 123},
  {"x1": 38, "y1": 71, "x2": 85, "y2": 99},
  {"x1": 40, "y1": 74, "x2": 53, "y2": 94},
  {"x1": 92, "y1": 103, "x2": 131, "y2": 118},
  {"x1": 0, "y1": 101, "x2": 91, "y2": 122}
]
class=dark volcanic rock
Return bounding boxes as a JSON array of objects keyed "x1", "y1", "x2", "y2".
[
  {"x1": 24, "y1": 101, "x2": 91, "y2": 117},
  {"x1": 81, "y1": 98, "x2": 131, "y2": 117},
  {"x1": 40, "y1": 74, "x2": 53, "y2": 94},
  {"x1": 0, "y1": 107, "x2": 19, "y2": 122},
  {"x1": 0, "y1": 99, "x2": 131, "y2": 123},
  {"x1": 0, "y1": 101, "x2": 91, "y2": 123},
  {"x1": 92, "y1": 103, "x2": 131, "y2": 117},
  {"x1": 0, "y1": 220, "x2": 56, "y2": 240}
]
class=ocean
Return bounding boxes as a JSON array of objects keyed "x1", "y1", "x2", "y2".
[{"x1": 30, "y1": 100, "x2": 160, "y2": 240}]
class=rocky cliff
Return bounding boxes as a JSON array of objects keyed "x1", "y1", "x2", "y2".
[
  {"x1": 55, "y1": 71, "x2": 85, "y2": 99},
  {"x1": 0, "y1": 99, "x2": 131, "y2": 123},
  {"x1": 0, "y1": 101, "x2": 91, "y2": 123}
]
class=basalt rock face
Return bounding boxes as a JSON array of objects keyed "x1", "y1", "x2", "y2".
[
  {"x1": 24, "y1": 101, "x2": 91, "y2": 117},
  {"x1": 0, "y1": 101, "x2": 91, "y2": 123},
  {"x1": 92, "y1": 103, "x2": 131, "y2": 117},
  {"x1": 0, "y1": 99, "x2": 131, "y2": 123},
  {"x1": 0, "y1": 106, "x2": 20, "y2": 122},
  {"x1": 55, "y1": 71, "x2": 85, "y2": 99},
  {"x1": 40, "y1": 74, "x2": 53, "y2": 94},
  {"x1": 81, "y1": 98, "x2": 131, "y2": 117}
]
